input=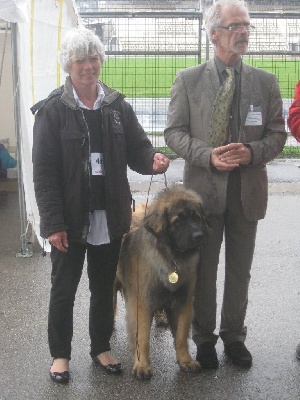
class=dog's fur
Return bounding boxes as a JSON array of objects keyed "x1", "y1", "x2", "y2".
[{"x1": 116, "y1": 186, "x2": 209, "y2": 379}]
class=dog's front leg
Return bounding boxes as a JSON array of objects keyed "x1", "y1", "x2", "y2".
[
  {"x1": 127, "y1": 296, "x2": 152, "y2": 379},
  {"x1": 175, "y1": 299, "x2": 200, "y2": 372}
]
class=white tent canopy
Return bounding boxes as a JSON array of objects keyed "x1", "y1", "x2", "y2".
[
  {"x1": 0, "y1": 0, "x2": 28, "y2": 23},
  {"x1": 0, "y1": 0, "x2": 80, "y2": 255}
]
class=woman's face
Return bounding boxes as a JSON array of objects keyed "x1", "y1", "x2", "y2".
[{"x1": 69, "y1": 52, "x2": 102, "y2": 89}]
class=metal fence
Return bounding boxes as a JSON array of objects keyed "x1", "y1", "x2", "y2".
[{"x1": 80, "y1": 10, "x2": 300, "y2": 156}]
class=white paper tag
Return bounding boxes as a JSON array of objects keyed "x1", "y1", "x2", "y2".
[
  {"x1": 91, "y1": 153, "x2": 104, "y2": 175},
  {"x1": 245, "y1": 106, "x2": 262, "y2": 126}
]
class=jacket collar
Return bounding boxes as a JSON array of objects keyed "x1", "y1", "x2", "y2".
[
  {"x1": 31, "y1": 76, "x2": 125, "y2": 115},
  {"x1": 62, "y1": 77, "x2": 124, "y2": 109}
]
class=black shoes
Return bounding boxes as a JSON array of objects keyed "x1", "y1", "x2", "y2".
[
  {"x1": 50, "y1": 359, "x2": 70, "y2": 384},
  {"x1": 49, "y1": 370, "x2": 70, "y2": 384},
  {"x1": 296, "y1": 342, "x2": 300, "y2": 360},
  {"x1": 92, "y1": 356, "x2": 123, "y2": 375},
  {"x1": 224, "y1": 341, "x2": 252, "y2": 368},
  {"x1": 196, "y1": 341, "x2": 252, "y2": 369},
  {"x1": 49, "y1": 356, "x2": 122, "y2": 382},
  {"x1": 196, "y1": 342, "x2": 219, "y2": 369}
]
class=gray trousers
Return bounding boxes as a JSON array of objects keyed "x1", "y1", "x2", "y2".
[{"x1": 192, "y1": 170, "x2": 258, "y2": 346}]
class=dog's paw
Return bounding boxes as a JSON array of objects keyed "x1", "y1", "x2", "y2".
[
  {"x1": 178, "y1": 359, "x2": 201, "y2": 373},
  {"x1": 154, "y1": 310, "x2": 169, "y2": 328},
  {"x1": 132, "y1": 364, "x2": 152, "y2": 380}
]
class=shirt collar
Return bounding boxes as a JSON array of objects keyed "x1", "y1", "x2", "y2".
[
  {"x1": 214, "y1": 56, "x2": 242, "y2": 76},
  {"x1": 73, "y1": 82, "x2": 105, "y2": 110}
]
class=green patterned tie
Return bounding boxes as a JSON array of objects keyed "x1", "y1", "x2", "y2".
[{"x1": 209, "y1": 67, "x2": 235, "y2": 147}]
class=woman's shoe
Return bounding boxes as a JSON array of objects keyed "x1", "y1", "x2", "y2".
[
  {"x1": 50, "y1": 358, "x2": 70, "y2": 383},
  {"x1": 49, "y1": 370, "x2": 70, "y2": 383},
  {"x1": 92, "y1": 356, "x2": 122, "y2": 374}
]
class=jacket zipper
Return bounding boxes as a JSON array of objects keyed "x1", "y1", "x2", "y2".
[{"x1": 80, "y1": 109, "x2": 92, "y2": 240}]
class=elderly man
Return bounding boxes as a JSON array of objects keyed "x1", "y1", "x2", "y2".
[{"x1": 164, "y1": 0, "x2": 286, "y2": 369}]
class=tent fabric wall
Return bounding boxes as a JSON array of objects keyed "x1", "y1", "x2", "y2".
[
  {"x1": 0, "y1": 0, "x2": 28, "y2": 23},
  {"x1": 0, "y1": 27, "x2": 15, "y2": 151},
  {"x1": 0, "y1": 0, "x2": 80, "y2": 250}
]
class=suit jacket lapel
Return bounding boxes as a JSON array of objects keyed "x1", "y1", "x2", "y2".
[
  {"x1": 207, "y1": 59, "x2": 220, "y2": 102},
  {"x1": 240, "y1": 63, "x2": 253, "y2": 128}
]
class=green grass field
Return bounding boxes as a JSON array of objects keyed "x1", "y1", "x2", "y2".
[
  {"x1": 101, "y1": 56, "x2": 199, "y2": 97},
  {"x1": 101, "y1": 56, "x2": 300, "y2": 98},
  {"x1": 244, "y1": 56, "x2": 300, "y2": 98}
]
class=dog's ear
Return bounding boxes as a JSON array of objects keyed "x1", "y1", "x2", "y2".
[{"x1": 143, "y1": 209, "x2": 165, "y2": 235}]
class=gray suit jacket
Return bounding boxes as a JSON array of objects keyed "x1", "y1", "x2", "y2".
[{"x1": 164, "y1": 59, "x2": 287, "y2": 220}]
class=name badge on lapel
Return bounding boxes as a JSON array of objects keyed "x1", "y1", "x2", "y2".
[{"x1": 245, "y1": 105, "x2": 262, "y2": 126}]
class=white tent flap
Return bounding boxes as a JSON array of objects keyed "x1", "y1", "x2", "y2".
[
  {"x1": 0, "y1": 0, "x2": 29, "y2": 23},
  {"x1": 7, "y1": 0, "x2": 80, "y2": 251}
]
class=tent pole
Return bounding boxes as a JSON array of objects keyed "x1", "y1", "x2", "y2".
[{"x1": 11, "y1": 23, "x2": 33, "y2": 258}]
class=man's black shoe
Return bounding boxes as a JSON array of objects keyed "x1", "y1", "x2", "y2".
[
  {"x1": 224, "y1": 341, "x2": 252, "y2": 368},
  {"x1": 296, "y1": 342, "x2": 300, "y2": 360},
  {"x1": 196, "y1": 343, "x2": 219, "y2": 369}
]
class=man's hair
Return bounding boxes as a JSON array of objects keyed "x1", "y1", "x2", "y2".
[
  {"x1": 59, "y1": 26, "x2": 106, "y2": 73},
  {"x1": 205, "y1": 0, "x2": 249, "y2": 42}
]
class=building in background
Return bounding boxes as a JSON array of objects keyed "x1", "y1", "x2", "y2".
[{"x1": 75, "y1": 0, "x2": 300, "y2": 12}]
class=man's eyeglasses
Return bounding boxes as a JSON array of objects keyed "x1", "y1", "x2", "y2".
[{"x1": 218, "y1": 23, "x2": 255, "y2": 32}]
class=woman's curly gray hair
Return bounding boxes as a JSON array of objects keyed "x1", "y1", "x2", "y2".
[
  {"x1": 205, "y1": 0, "x2": 249, "y2": 42},
  {"x1": 59, "y1": 26, "x2": 105, "y2": 73}
]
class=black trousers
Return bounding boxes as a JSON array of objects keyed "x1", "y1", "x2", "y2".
[{"x1": 48, "y1": 238, "x2": 122, "y2": 360}]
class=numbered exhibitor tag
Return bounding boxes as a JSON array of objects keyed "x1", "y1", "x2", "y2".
[
  {"x1": 245, "y1": 105, "x2": 262, "y2": 126},
  {"x1": 91, "y1": 153, "x2": 105, "y2": 175}
]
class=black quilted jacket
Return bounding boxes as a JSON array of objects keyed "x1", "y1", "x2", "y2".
[{"x1": 32, "y1": 77, "x2": 156, "y2": 241}]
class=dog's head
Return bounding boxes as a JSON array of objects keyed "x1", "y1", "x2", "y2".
[{"x1": 143, "y1": 187, "x2": 210, "y2": 253}]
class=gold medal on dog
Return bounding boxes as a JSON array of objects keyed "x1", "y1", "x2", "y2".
[{"x1": 168, "y1": 271, "x2": 178, "y2": 284}]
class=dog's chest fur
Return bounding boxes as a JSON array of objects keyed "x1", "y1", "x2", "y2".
[{"x1": 147, "y1": 280, "x2": 190, "y2": 312}]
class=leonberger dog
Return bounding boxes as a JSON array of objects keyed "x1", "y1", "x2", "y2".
[{"x1": 116, "y1": 186, "x2": 209, "y2": 379}]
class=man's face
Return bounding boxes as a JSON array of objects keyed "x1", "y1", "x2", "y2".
[{"x1": 211, "y1": 5, "x2": 251, "y2": 61}]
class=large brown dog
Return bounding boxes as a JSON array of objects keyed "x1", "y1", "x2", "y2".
[{"x1": 116, "y1": 186, "x2": 209, "y2": 379}]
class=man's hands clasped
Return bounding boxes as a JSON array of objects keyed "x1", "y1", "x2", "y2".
[{"x1": 211, "y1": 143, "x2": 252, "y2": 172}]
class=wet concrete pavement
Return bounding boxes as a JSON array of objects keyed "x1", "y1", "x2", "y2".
[{"x1": 1, "y1": 159, "x2": 300, "y2": 400}]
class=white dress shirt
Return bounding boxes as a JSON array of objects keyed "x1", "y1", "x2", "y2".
[{"x1": 73, "y1": 83, "x2": 110, "y2": 245}]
